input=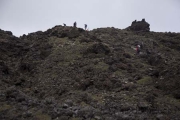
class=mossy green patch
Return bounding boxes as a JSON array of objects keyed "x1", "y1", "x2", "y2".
[
  {"x1": 94, "y1": 62, "x2": 109, "y2": 71},
  {"x1": 90, "y1": 94, "x2": 105, "y2": 104},
  {"x1": 80, "y1": 101, "x2": 89, "y2": 106},
  {"x1": 122, "y1": 93, "x2": 137, "y2": 102},
  {"x1": 114, "y1": 70, "x2": 123, "y2": 76},
  {"x1": 157, "y1": 95, "x2": 180, "y2": 106},
  {"x1": 155, "y1": 95, "x2": 180, "y2": 112},
  {"x1": 57, "y1": 61, "x2": 70, "y2": 67},
  {"x1": 35, "y1": 110, "x2": 51, "y2": 120},
  {"x1": 46, "y1": 37, "x2": 83, "y2": 64},
  {"x1": 0, "y1": 104, "x2": 11, "y2": 112},
  {"x1": 137, "y1": 76, "x2": 152, "y2": 85},
  {"x1": 48, "y1": 36, "x2": 69, "y2": 48}
]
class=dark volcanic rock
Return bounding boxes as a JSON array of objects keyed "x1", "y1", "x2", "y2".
[
  {"x1": 0, "y1": 29, "x2": 13, "y2": 37},
  {"x1": 0, "y1": 24, "x2": 180, "y2": 120},
  {"x1": 127, "y1": 18, "x2": 150, "y2": 32}
]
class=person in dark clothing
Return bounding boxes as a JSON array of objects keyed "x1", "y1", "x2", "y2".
[
  {"x1": 142, "y1": 18, "x2": 145, "y2": 22},
  {"x1": 63, "y1": 23, "x2": 66, "y2": 26},
  {"x1": 84, "y1": 24, "x2": 87, "y2": 30},
  {"x1": 132, "y1": 20, "x2": 137, "y2": 25},
  {"x1": 140, "y1": 42, "x2": 144, "y2": 49},
  {"x1": 73, "y1": 21, "x2": 77, "y2": 27}
]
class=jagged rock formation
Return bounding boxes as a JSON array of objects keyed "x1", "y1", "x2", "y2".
[
  {"x1": 0, "y1": 24, "x2": 180, "y2": 120},
  {"x1": 126, "y1": 19, "x2": 150, "y2": 32}
]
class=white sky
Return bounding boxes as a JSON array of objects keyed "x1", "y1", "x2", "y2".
[{"x1": 0, "y1": 0, "x2": 180, "y2": 36}]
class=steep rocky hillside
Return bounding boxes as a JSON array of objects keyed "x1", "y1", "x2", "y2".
[{"x1": 0, "y1": 20, "x2": 180, "y2": 120}]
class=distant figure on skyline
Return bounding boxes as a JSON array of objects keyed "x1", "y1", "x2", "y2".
[
  {"x1": 132, "y1": 20, "x2": 137, "y2": 25},
  {"x1": 73, "y1": 21, "x2": 77, "y2": 27},
  {"x1": 63, "y1": 23, "x2": 66, "y2": 26},
  {"x1": 84, "y1": 24, "x2": 87, "y2": 30},
  {"x1": 142, "y1": 18, "x2": 145, "y2": 22}
]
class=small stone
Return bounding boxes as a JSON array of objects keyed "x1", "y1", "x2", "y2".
[
  {"x1": 138, "y1": 102, "x2": 149, "y2": 112},
  {"x1": 65, "y1": 99, "x2": 73, "y2": 106},
  {"x1": 62, "y1": 103, "x2": 69, "y2": 109},
  {"x1": 156, "y1": 114, "x2": 164, "y2": 120},
  {"x1": 94, "y1": 116, "x2": 101, "y2": 120}
]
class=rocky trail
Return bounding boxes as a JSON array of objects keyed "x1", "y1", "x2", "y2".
[{"x1": 0, "y1": 20, "x2": 180, "y2": 120}]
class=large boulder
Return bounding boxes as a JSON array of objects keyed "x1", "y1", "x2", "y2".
[{"x1": 127, "y1": 19, "x2": 150, "y2": 32}]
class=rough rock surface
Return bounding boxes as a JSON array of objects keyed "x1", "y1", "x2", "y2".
[
  {"x1": 126, "y1": 19, "x2": 150, "y2": 32},
  {"x1": 0, "y1": 22, "x2": 180, "y2": 120}
]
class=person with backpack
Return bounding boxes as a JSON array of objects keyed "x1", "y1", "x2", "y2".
[
  {"x1": 140, "y1": 42, "x2": 144, "y2": 49},
  {"x1": 136, "y1": 45, "x2": 141, "y2": 54}
]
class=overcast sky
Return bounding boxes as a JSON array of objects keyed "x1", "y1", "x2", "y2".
[{"x1": 0, "y1": 0, "x2": 180, "y2": 36}]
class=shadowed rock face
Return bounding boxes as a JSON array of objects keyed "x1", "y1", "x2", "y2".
[
  {"x1": 0, "y1": 24, "x2": 180, "y2": 120},
  {"x1": 127, "y1": 19, "x2": 150, "y2": 32}
]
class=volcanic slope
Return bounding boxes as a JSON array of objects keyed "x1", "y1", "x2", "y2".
[{"x1": 0, "y1": 24, "x2": 180, "y2": 120}]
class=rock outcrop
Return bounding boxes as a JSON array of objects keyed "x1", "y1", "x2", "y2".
[{"x1": 127, "y1": 18, "x2": 150, "y2": 32}]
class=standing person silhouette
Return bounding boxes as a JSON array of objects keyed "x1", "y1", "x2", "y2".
[
  {"x1": 73, "y1": 22, "x2": 77, "y2": 27},
  {"x1": 84, "y1": 24, "x2": 87, "y2": 30}
]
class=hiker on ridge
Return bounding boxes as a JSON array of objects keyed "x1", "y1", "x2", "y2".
[
  {"x1": 73, "y1": 21, "x2": 77, "y2": 27},
  {"x1": 63, "y1": 23, "x2": 66, "y2": 26},
  {"x1": 84, "y1": 24, "x2": 87, "y2": 30}
]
